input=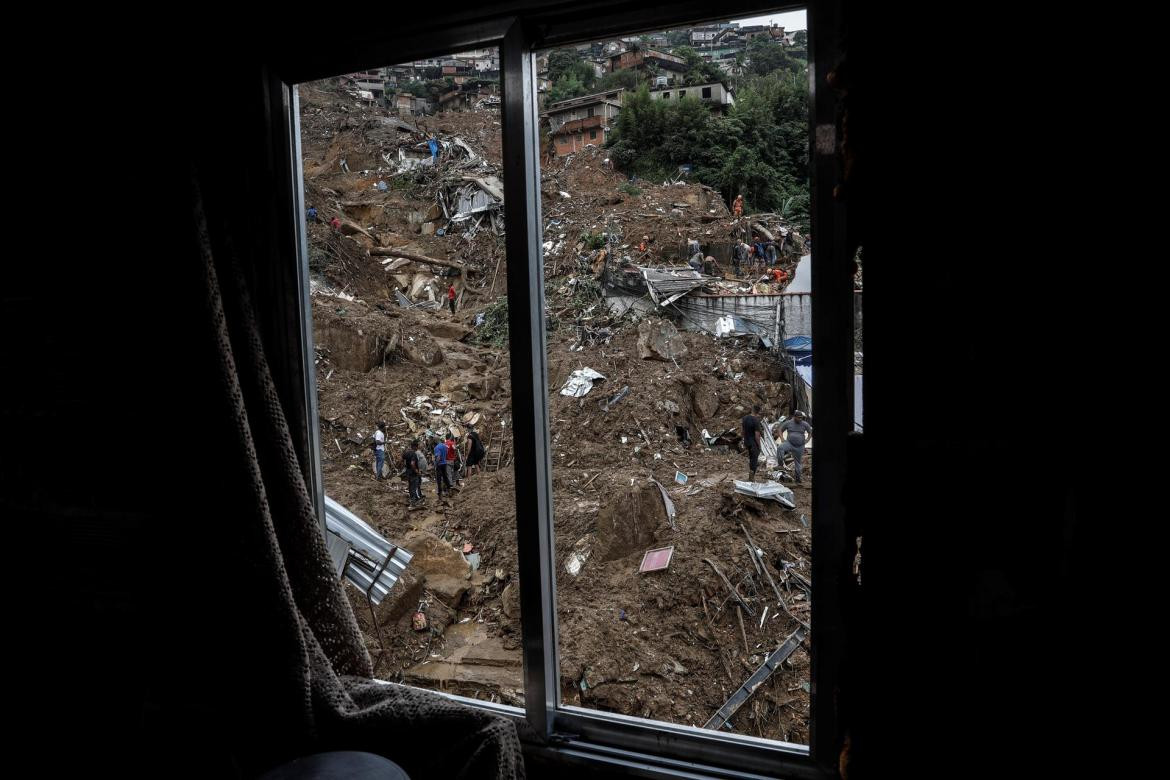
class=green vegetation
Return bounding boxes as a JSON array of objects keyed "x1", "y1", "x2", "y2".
[
  {"x1": 401, "y1": 78, "x2": 452, "y2": 102},
  {"x1": 580, "y1": 231, "x2": 607, "y2": 250},
  {"x1": 617, "y1": 181, "x2": 642, "y2": 198},
  {"x1": 470, "y1": 297, "x2": 509, "y2": 348},
  {"x1": 670, "y1": 45, "x2": 725, "y2": 87},
  {"x1": 606, "y1": 37, "x2": 809, "y2": 229}
]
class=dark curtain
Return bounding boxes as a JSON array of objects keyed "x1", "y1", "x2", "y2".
[{"x1": 175, "y1": 173, "x2": 524, "y2": 779}]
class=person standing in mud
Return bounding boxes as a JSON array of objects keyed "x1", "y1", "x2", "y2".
[
  {"x1": 403, "y1": 439, "x2": 423, "y2": 506},
  {"x1": 372, "y1": 421, "x2": 387, "y2": 480},
  {"x1": 742, "y1": 404, "x2": 763, "y2": 482},
  {"x1": 444, "y1": 431, "x2": 459, "y2": 488},
  {"x1": 732, "y1": 193, "x2": 744, "y2": 218},
  {"x1": 447, "y1": 283, "x2": 457, "y2": 315},
  {"x1": 778, "y1": 410, "x2": 813, "y2": 483},
  {"x1": 433, "y1": 436, "x2": 450, "y2": 499},
  {"x1": 464, "y1": 427, "x2": 485, "y2": 478}
]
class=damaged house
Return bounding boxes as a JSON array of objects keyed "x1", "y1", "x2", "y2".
[{"x1": 542, "y1": 89, "x2": 625, "y2": 157}]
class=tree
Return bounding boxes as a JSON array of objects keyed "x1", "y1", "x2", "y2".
[
  {"x1": 596, "y1": 68, "x2": 643, "y2": 92},
  {"x1": 671, "y1": 45, "x2": 725, "y2": 87},
  {"x1": 743, "y1": 37, "x2": 796, "y2": 77},
  {"x1": 604, "y1": 46, "x2": 811, "y2": 228},
  {"x1": 793, "y1": 30, "x2": 808, "y2": 47}
]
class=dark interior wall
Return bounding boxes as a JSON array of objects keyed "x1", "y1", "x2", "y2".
[{"x1": 19, "y1": 3, "x2": 1093, "y2": 777}]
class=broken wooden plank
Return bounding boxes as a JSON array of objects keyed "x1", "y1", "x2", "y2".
[
  {"x1": 740, "y1": 522, "x2": 785, "y2": 607},
  {"x1": 736, "y1": 605, "x2": 749, "y2": 655},
  {"x1": 703, "y1": 625, "x2": 808, "y2": 731},
  {"x1": 368, "y1": 247, "x2": 466, "y2": 272},
  {"x1": 702, "y1": 557, "x2": 754, "y2": 617}
]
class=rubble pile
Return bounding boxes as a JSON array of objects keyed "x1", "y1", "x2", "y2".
[{"x1": 301, "y1": 80, "x2": 815, "y2": 741}]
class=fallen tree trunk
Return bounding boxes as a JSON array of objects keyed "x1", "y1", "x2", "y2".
[{"x1": 369, "y1": 247, "x2": 467, "y2": 272}]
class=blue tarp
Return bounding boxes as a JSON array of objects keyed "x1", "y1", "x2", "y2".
[{"x1": 784, "y1": 335, "x2": 812, "y2": 355}]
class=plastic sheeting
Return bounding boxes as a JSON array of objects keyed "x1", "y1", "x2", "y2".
[
  {"x1": 560, "y1": 367, "x2": 606, "y2": 397},
  {"x1": 733, "y1": 479, "x2": 796, "y2": 509}
]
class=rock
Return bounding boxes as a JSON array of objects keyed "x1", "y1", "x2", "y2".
[
  {"x1": 425, "y1": 573, "x2": 470, "y2": 607},
  {"x1": 444, "y1": 351, "x2": 484, "y2": 371},
  {"x1": 402, "y1": 531, "x2": 469, "y2": 580},
  {"x1": 400, "y1": 332, "x2": 443, "y2": 366},
  {"x1": 375, "y1": 568, "x2": 424, "y2": 622},
  {"x1": 501, "y1": 580, "x2": 520, "y2": 619},
  {"x1": 440, "y1": 370, "x2": 501, "y2": 400},
  {"x1": 636, "y1": 319, "x2": 688, "y2": 362},
  {"x1": 688, "y1": 382, "x2": 720, "y2": 420},
  {"x1": 428, "y1": 321, "x2": 472, "y2": 341}
]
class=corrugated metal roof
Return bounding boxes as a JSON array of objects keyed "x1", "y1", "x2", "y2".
[{"x1": 324, "y1": 495, "x2": 413, "y2": 605}]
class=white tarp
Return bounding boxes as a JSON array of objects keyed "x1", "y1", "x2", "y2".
[
  {"x1": 733, "y1": 479, "x2": 796, "y2": 509},
  {"x1": 560, "y1": 367, "x2": 606, "y2": 397}
]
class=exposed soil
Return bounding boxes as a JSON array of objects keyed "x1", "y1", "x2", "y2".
[{"x1": 303, "y1": 78, "x2": 813, "y2": 742}]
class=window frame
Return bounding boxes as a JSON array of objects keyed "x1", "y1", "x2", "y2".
[{"x1": 272, "y1": 3, "x2": 847, "y2": 777}]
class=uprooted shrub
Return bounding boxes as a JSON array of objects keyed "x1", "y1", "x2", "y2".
[{"x1": 470, "y1": 297, "x2": 509, "y2": 348}]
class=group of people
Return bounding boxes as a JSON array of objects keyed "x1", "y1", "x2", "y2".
[
  {"x1": 733, "y1": 233, "x2": 789, "y2": 279},
  {"x1": 372, "y1": 422, "x2": 487, "y2": 506},
  {"x1": 742, "y1": 405, "x2": 813, "y2": 484}
]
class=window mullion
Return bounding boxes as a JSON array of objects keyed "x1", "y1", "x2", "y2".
[{"x1": 501, "y1": 17, "x2": 561, "y2": 739}]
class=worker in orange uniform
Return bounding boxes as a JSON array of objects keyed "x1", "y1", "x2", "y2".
[
  {"x1": 771, "y1": 267, "x2": 789, "y2": 284},
  {"x1": 732, "y1": 194, "x2": 744, "y2": 218}
]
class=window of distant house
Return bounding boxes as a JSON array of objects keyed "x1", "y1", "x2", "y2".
[
  {"x1": 662, "y1": 91, "x2": 670, "y2": 99},
  {"x1": 702, "y1": 86, "x2": 712, "y2": 98},
  {"x1": 587, "y1": 106, "x2": 594, "y2": 117},
  {"x1": 590, "y1": 129, "x2": 597, "y2": 140},
  {"x1": 679, "y1": 89, "x2": 686, "y2": 97}
]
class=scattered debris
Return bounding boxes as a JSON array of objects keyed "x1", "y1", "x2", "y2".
[
  {"x1": 560, "y1": 367, "x2": 607, "y2": 397},
  {"x1": 703, "y1": 626, "x2": 808, "y2": 730},
  {"x1": 734, "y1": 480, "x2": 796, "y2": 509}
]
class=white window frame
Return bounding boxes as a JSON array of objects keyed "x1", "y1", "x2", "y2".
[{"x1": 276, "y1": 3, "x2": 847, "y2": 778}]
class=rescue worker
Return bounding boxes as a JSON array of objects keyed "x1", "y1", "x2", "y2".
[
  {"x1": 638, "y1": 235, "x2": 649, "y2": 253},
  {"x1": 766, "y1": 240, "x2": 779, "y2": 265},
  {"x1": 330, "y1": 215, "x2": 341, "y2": 232},
  {"x1": 732, "y1": 194, "x2": 744, "y2": 217},
  {"x1": 447, "y1": 283, "x2": 457, "y2": 315},
  {"x1": 778, "y1": 410, "x2": 813, "y2": 483},
  {"x1": 734, "y1": 240, "x2": 750, "y2": 277},
  {"x1": 752, "y1": 235, "x2": 768, "y2": 274}
]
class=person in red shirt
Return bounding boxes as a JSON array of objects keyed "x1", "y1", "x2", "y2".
[
  {"x1": 445, "y1": 433, "x2": 459, "y2": 486},
  {"x1": 447, "y1": 283, "x2": 456, "y2": 315},
  {"x1": 772, "y1": 267, "x2": 789, "y2": 283},
  {"x1": 329, "y1": 216, "x2": 341, "y2": 232}
]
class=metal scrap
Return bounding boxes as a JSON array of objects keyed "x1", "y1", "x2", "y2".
[{"x1": 703, "y1": 626, "x2": 808, "y2": 730}]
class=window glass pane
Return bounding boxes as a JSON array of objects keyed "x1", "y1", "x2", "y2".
[
  {"x1": 538, "y1": 8, "x2": 813, "y2": 744},
  {"x1": 299, "y1": 47, "x2": 523, "y2": 707}
]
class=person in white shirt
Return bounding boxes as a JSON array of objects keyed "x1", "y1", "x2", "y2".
[{"x1": 373, "y1": 421, "x2": 387, "y2": 480}]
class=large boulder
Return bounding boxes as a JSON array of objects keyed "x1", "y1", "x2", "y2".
[
  {"x1": 687, "y1": 379, "x2": 720, "y2": 420},
  {"x1": 637, "y1": 319, "x2": 688, "y2": 362},
  {"x1": 428, "y1": 320, "x2": 471, "y2": 341},
  {"x1": 440, "y1": 370, "x2": 502, "y2": 401},
  {"x1": 400, "y1": 330, "x2": 444, "y2": 366}
]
